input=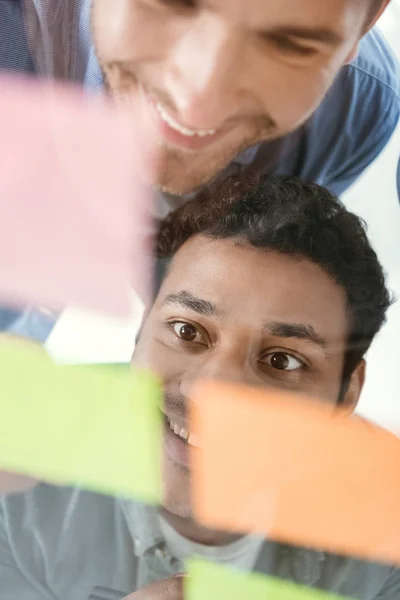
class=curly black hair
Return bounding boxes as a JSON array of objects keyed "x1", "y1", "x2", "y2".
[{"x1": 157, "y1": 175, "x2": 392, "y2": 387}]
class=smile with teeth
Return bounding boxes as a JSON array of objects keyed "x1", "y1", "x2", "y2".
[
  {"x1": 166, "y1": 416, "x2": 200, "y2": 447},
  {"x1": 155, "y1": 102, "x2": 216, "y2": 138}
]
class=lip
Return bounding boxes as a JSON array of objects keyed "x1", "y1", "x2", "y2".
[
  {"x1": 140, "y1": 87, "x2": 226, "y2": 152},
  {"x1": 163, "y1": 414, "x2": 191, "y2": 468}
]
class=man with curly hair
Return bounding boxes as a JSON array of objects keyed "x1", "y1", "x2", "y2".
[{"x1": 0, "y1": 176, "x2": 397, "y2": 600}]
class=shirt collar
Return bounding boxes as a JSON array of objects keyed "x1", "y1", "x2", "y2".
[
  {"x1": 119, "y1": 499, "x2": 164, "y2": 557},
  {"x1": 118, "y1": 499, "x2": 329, "y2": 588}
]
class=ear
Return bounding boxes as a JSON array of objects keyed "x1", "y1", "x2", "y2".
[
  {"x1": 341, "y1": 359, "x2": 366, "y2": 413},
  {"x1": 344, "y1": 0, "x2": 391, "y2": 64}
]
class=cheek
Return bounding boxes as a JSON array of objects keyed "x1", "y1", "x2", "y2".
[
  {"x1": 248, "y1": 51, "x2": 341, "y2": 130},
  {"x1": 133, "y1": 331, "x2": 186, "y2": 383},
  {"x1": 307, "y1": 358, "x2": 346, "y2": 405},
  {"x1": 162, "y1": 452, "x2": 192, "y2": 517},
  {"x1": 269, "y1": 70, "x2": 336, "y2": 130}
]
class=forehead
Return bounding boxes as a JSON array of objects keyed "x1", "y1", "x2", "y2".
[{"x1": 157, "y1": 236, "x2": 349, "y2": 342}]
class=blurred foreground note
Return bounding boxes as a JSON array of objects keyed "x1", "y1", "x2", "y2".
[
  {"x1": 0, "y1": 76, "x2": 152, "y2": 315},
  {"x1": 186, "y1": 559, "x2": 350, "y2": 600},
  {"x1": 191, "y1": 381, "x2": 400, "y2": 565},
  {"x1": 0, "y1": 339, "x2": 162, "y2": 502}
]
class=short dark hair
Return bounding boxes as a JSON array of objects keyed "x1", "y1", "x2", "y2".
[{"x1": 157, "y1": 175, "x2": 392, "y2": 389}]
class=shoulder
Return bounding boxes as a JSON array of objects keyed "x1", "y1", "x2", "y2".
[
  {"x1": 319, "y1": 553, "x2": 400, "y2": 600},
  {"x1": 257, "y1": 541, "x2": 396, "y2": 599},
  {"x1": 291, "y1": 28, "x2": 399, "y2": 193},
  {"x1": 0, "y1": 0, "x2": 92, "y2": 79},
  {"x1": 0, "y1": 0, "x2": 35, "y2": 73},
  {"x1": 348, "y1": 27, "x2": 400, "y2": 97},
  {"x1": 1, "y1": 484, "x2": 118, "y2": 548},
  {"x1": 314, "y1": 28, "x2": 400, "y2": 136},
  {"x1": 375, "y1": 566, "x2": 400, "y2": 599},
  {"x1": 1, "y1": 485, "x2": 131, "y2": 598}
]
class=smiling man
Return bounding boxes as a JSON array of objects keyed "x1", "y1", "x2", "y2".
[
  {"x1": 0, "y1": 0, "x2": 398, "y2": 200},
  {"x1": 0, "y1": 176, "x2": 397, "y2": 600},
  {"x1": 0, "y1": 0, "x2": 399, "y2": 337},
  {"x1": 91, "y1": 0, "x2": 399, "y2": 197}
]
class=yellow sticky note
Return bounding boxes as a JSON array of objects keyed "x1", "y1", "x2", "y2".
[
  {"x1": 186, "y1": 559, "x2": 351, "y2": 600},
  {"x1": 0, "y1": 341, "x2": 162, "y2": 502}
]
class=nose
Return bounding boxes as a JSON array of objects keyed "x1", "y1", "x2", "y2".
[
  {"x1": 180, "y1": 348, "x2": 254, "y2": 400},
  {"x1": 162, "y1": 15, "x2": 253, "y2": 130}
]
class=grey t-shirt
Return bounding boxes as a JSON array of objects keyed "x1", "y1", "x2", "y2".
[
  {"x1": 1, "y1": 484, "x2": 400, "y2": 600},
  {"x1": 157, "y1": 512, "x2": 264, "y2": 571}
]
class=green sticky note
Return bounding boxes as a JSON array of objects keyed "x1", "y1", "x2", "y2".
[
  {"x1": 186, "y1": 559, "x2": 352, "y2": 600},
  {"x1": 0, "y1": 342, "x2": 162, "y2": 502}
]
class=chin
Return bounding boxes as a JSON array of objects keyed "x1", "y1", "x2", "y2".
[
  {"x1": 155, "y1": 152, "x2": 237, "y2": 196},
  {"x1": 155, "y1": 130, "x2": 279, "y2": 196},
  {"x1": 162, "y1": 488, "x2": 193, "y2": 520},
  {"x1": 153, "y1": 150, "x2": 223, "y2": 196},
  {"x1": 162, "y1": 452, "x2": 193, "y2": 519}
]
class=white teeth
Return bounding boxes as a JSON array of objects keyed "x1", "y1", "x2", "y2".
[
  {"x1": 155, "y1": 102, "x2": 216, "y2": 138},
  {"x1": 187, "y1": 432, "x2": 201, "y2": 448},
  {"x1": 167, "y1": 417, "x2": 199, "y2": 446},
  {"x1": 179, "y1": 428, "x2": 189, "y2": 441}
]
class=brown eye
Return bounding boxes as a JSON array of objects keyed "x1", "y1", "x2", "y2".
[
  {"x1": 173, "y1": 321, "x2": 198, "y2": 342},
  {"x1": 270, "y1": 352, "x2": 289, "y2": 370},
  {"x1": 262, "y1": 352, "x2": 304, "y2": 371}
]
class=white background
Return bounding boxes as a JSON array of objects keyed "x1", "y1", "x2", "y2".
[{"x1": 343, "y1": 0, "x2": 400, "y2": 432}]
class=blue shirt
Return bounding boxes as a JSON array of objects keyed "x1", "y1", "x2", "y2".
[
  {"x1": 0, "y1": 0, "x2": 399, "y2": 338},
  {"x1": 397, "y1": 156, "x2": 400, "y2": 201}
]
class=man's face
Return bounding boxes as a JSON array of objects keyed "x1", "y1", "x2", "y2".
[
  {"x1": 132, "y1": 236, "x2": 363, "y2": 519},
  {"x1": 92, "y1": 0, "x2": 373, "y2": 194}
]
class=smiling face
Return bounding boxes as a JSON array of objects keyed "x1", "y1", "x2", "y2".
[
  {"x1": 92, "y1": 0, "x2": 378, "y2": 194},
  {"x1": 132, "y1": 235, "x2": 365, "y2": 521}
]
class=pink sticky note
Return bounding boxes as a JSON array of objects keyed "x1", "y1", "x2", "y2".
[{"x1": 0, "y1": 76, "x2": 153, "y2": 316}]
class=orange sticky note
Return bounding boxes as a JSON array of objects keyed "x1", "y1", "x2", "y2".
[
  {"x1": 191, "y1": 380, "x2": 400, "y2": 565},
  {"x1": 0, "y1": 76, "x2": 152, "y2": 316}
]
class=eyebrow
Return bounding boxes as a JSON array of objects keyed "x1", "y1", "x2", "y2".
[
  {"x1": 266, "y1": 26, "x2": 344, "y2": 45},
  {"x1": 263, "y1": 321, "x2": 328, "y2": 349},
  {"x1": 163, "y1": 290, "x2": 218, "y2": 317}
]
